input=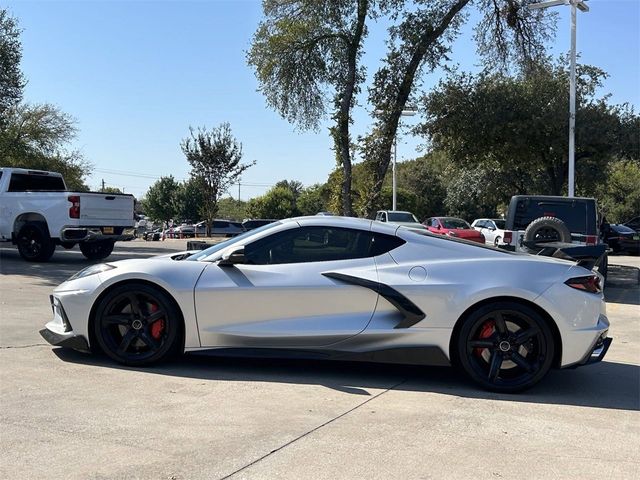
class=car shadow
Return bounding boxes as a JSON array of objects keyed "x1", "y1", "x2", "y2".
[{"x1": 53, "y1": 348, "x2": 639, "y2": 412}]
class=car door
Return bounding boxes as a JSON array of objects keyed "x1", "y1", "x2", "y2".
[
  {"x1": 194, "y1": 225, "x2": 380, "y2": 348},
  {"x1": 480, "y1": 220, "x2": 495, "y2": 244}
]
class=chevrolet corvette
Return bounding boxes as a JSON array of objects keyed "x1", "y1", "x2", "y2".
[{"x1": 40, "y1": 216, "x2": 611, "y2": 392}]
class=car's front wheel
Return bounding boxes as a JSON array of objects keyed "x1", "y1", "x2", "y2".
[
  {"x1": 93, "y1": 283, "x2": 181, "y2": 366},
  {"x1": 456, "y1": 302, "x2": 555, "y2": 393}
]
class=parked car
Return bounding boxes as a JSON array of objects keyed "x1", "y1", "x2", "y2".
[
  {"x1": 471, "y1": 218, "x2": 507, "y2": 246},
  {"x1": 375, "y1": 210, "x2": 426, "y2": 230},
  {"x1": 500, "y1": 195, "x2": 607, "y2": 278},
  {"x1": 622, "y1": 216, "x2": 640, "y2": 233},
  {"x1": 242, "y1": 219, "x2": 277, "y2": 231},
  {"x1": 143, "y1": 229, "x2": 162, "y2": 241},
  {"x1": 174, "y1": 223, "x2": 195, "y2": 238},
  {"x1": 424, "y1": 217, "x2": 485, "y2": 243},
  {"x1": 0, "y1": 167, "x2": 135, "y2": 261},
  {"x1": 40, "y1": 216, "x2": 611, "y2": 393},
  {"x1": 195, "y1": 220, "x2": 245, "y2": 237},
  {"x1": 603, "y1": 224, "x2": 640, "y2": 254},
  {"x1": 316, "y1": 211, "x2": 335, "y2": 216}
]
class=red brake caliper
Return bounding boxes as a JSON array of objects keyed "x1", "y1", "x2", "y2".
[
  {"x1": 149, "y1": 304, "x2": 165, "y2": 340},
  {"x1": 474, "y1": 320, "x2": 495, "y2": 357}
]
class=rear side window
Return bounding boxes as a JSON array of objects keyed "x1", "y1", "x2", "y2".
[
  {"x1": 212, "y1": 221, "x2": 229, "y2": 228},
  {"x1": 8, "y1": 173, "x2": 66, "y2": 191}
]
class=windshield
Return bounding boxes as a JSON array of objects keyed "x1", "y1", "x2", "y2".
[
  {"x1": 441, "y1": 218, "x2": 470, "y2": 229},
  {"x1": 187, "y1": 221, "x2": 282, "y2": 261},
  {"x1": 494, "y1": 219, "x2": 505, "y2": 229},
  {"x1": 612, "y1": 224, "x2": 635, "y2": 234},
  {"x1": 388, "y1": 212, "x2": 419, "y2": 223}
]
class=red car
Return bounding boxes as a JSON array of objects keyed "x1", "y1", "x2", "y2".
[{"x1": 423, "y1": 217, "x2": 485, "y2": 243}]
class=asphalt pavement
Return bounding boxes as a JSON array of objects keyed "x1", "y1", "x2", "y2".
[{"x1": 1, "y1": 239, "x2": 638, "y2": 479}]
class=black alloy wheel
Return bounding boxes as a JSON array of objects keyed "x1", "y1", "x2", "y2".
[
  {"x1": 457, "y1": 302, "x2": 555, "y2": 393},
  {"x1": 94, "y1": 284, "x2": 181, "y2": 366},
  {"x1": 16, "y1": 222, "x2": 56, "y2": 262},
  {"x1": 80, "y1": 240, "x2": 115, "y2": 260}
]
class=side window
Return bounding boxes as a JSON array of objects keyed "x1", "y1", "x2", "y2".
[
  {"x1": 375, "y1": 212, "x2": 382, "y2": 221},
  {"x1": 244, "y1": 227, "x2": 404, "y2": 265},
  {"x1": 478, "y1": 220, "x2": 487, "y2": 228},
  {"x1": 212, "y1": 221, "x2": 228, "y2": 229},
  {"x1": 8, "y1": 173, "x2": 65, "y2": 191}
]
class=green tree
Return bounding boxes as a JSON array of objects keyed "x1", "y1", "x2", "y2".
[
  {"x1": 248, "y1": 0, "x2": 371, "y2": 216},
  {"x1": 416, "y1": 59, "x2": 639, "y2": 198},
  {"x1": 0, "y1": 9, "x2": 25, "y2": 120},
  {"x1": 181, "y1": 123, "x2": 254, "y2": 235},
  {"x1": 246, "y1": 186, "x2": 297, "y2": 219},
  {"x1": 217, "y1": 197, "x2": 248, "y2": 220},
  {"x1": 297, "y1": 184, "x2": 329, "y2": 215},
  {"x1": 145, "y1": 176, "x2": 179, "y2": 227},
  {"x1": 1, "y1": 103, "x2": 91, "y2": 190},
  {"x1": 597, "y1": 160, "x2": 640, "y2": 224},
  {"x1": 175, "y1": 176, "x2": 207, "y2": 221},
  {"x1": 359, "y1": 0, "x2": 556, "y2": 216}
]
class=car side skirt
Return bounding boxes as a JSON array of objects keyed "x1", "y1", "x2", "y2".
[{"x1": 187, "y1": 346, "x2": 450, "y2": 367}]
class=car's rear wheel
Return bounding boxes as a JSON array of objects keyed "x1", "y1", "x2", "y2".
[
  {"x1": 94, "y1": 283, "x2": 181, "y2": 366},
  {"x1": 457, "y1": 302, "x2": 555, "y2": 393},
  {"x1": 494, "y1": 236, "x2": 502, "y2": 247}
]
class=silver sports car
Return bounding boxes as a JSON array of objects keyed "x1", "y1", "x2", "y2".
[{"x1": 40, "y1": 216, "x2": 611, "y2": 392}]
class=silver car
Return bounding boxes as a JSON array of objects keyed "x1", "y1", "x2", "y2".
[{"x1": 40, "y1": 216, "x2": 610, "y2": 392}]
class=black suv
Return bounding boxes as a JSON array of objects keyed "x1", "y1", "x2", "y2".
[{"x1": 502, "y1": 195, "x2": 607, "y2": 277}]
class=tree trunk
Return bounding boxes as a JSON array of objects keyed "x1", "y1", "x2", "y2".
[
  {"x1": 336, "y1": 0, "x2": 368, "y2": 217},
  {"x1": 363, "y1": 0, "x2": 471, "y2": 218}
]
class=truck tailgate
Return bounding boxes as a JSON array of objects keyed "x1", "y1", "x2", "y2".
[{"x1": 80, "y1": 193, "x2": 134, "y2": 222}]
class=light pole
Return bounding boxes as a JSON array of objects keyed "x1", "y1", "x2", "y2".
[
  {"x1": 392, "y1": 108, "x2": 417, "y2": 210},
  {"x1": 529, "y1": 0, "x2": 589, "y2": 198}
]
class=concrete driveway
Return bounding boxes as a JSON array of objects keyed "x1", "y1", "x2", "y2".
[{"x1": 1, "y1": 241, "x2": 638, "y2": 479}]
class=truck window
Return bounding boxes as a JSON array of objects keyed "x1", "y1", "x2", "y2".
[
  {"x1": 514, "y1": 200, "x2": 588, "y2": 234},
  {"x1": 8, "y1": 173, "x2": 66, "y2": 192}
]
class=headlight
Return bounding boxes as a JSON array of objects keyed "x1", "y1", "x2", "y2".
[{"x1": 68, "y1": 263, "x2": 115, "y2": 281}]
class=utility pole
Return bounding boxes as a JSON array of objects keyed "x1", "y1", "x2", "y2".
[
  {"x1": 238, "y1": 182, "x2": 241, "y2": 202},
  {"x1": 101, "y1": 179, "x2": 105, "y2": 192}
]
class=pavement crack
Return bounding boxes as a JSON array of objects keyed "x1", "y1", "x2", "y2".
[
  {"x1": 219, "y1": 378, "x2": 407, "y2": 480},
  {"x1": 0, "y1": 343, "x2": 48, "y2": 349}
]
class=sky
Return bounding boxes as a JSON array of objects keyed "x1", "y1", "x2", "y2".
[{"x1": 6, "y1": 0, "x2": 640, "y2": 200}]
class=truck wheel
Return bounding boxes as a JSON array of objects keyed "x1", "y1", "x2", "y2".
[
  {"x1": 16, "y1": 222, "x2": 56, "y2": 262},
  {"x1": 80, "y1": 240, "x2": 115, "y2": 260}
]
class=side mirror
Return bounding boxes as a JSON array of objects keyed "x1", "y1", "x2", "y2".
[
  {"x1": 437, "y1": 225, "x2": 441, "y2": 230},
  {"x1": 218, "y1": 247, "x2": 245, "y2": 267}
]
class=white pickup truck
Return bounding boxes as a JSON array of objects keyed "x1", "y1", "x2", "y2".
[{"x1": 0, "y1": 167, "x2": 135, "y2": 262}]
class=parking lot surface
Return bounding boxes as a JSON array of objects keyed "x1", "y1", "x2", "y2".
[{"x1": 1, "y1": 240, "x2": 639, "y2": 479}]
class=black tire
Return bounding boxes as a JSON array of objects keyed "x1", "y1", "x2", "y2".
[
  {"x1": 494, "y1": 236, "x2": 502, "y2": 247},
  {"x1": 80, "y1": 240, "x2": 114, "y2": 260},
  {"x1": 523, "y1": 216, "x2": 571, "y2": 249},
  {"x1": 16, "y1": 222, "x2": 56, "y2": 262},
  {"x1": 93, "y1": 283, "x2": 182, "y2": 366},
  {"x1": 456, "y1": 302, "x2": 555, "y2": 393}
]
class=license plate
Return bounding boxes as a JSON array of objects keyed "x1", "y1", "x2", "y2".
[
  {"x1": 634, "y1": 236, "x2": 639, "y2": 240},
  {"x1": 103, "y1": 227, "x2": 114, "y2": 234}
]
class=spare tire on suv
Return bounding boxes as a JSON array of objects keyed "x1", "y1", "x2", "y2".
[{"x1": 523, "y1": 216, "x2": 571, "y2": 252}]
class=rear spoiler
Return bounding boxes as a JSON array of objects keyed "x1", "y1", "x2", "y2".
[{"x1": 529, "y1": 241, "x2": 607, "y2": 270}]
